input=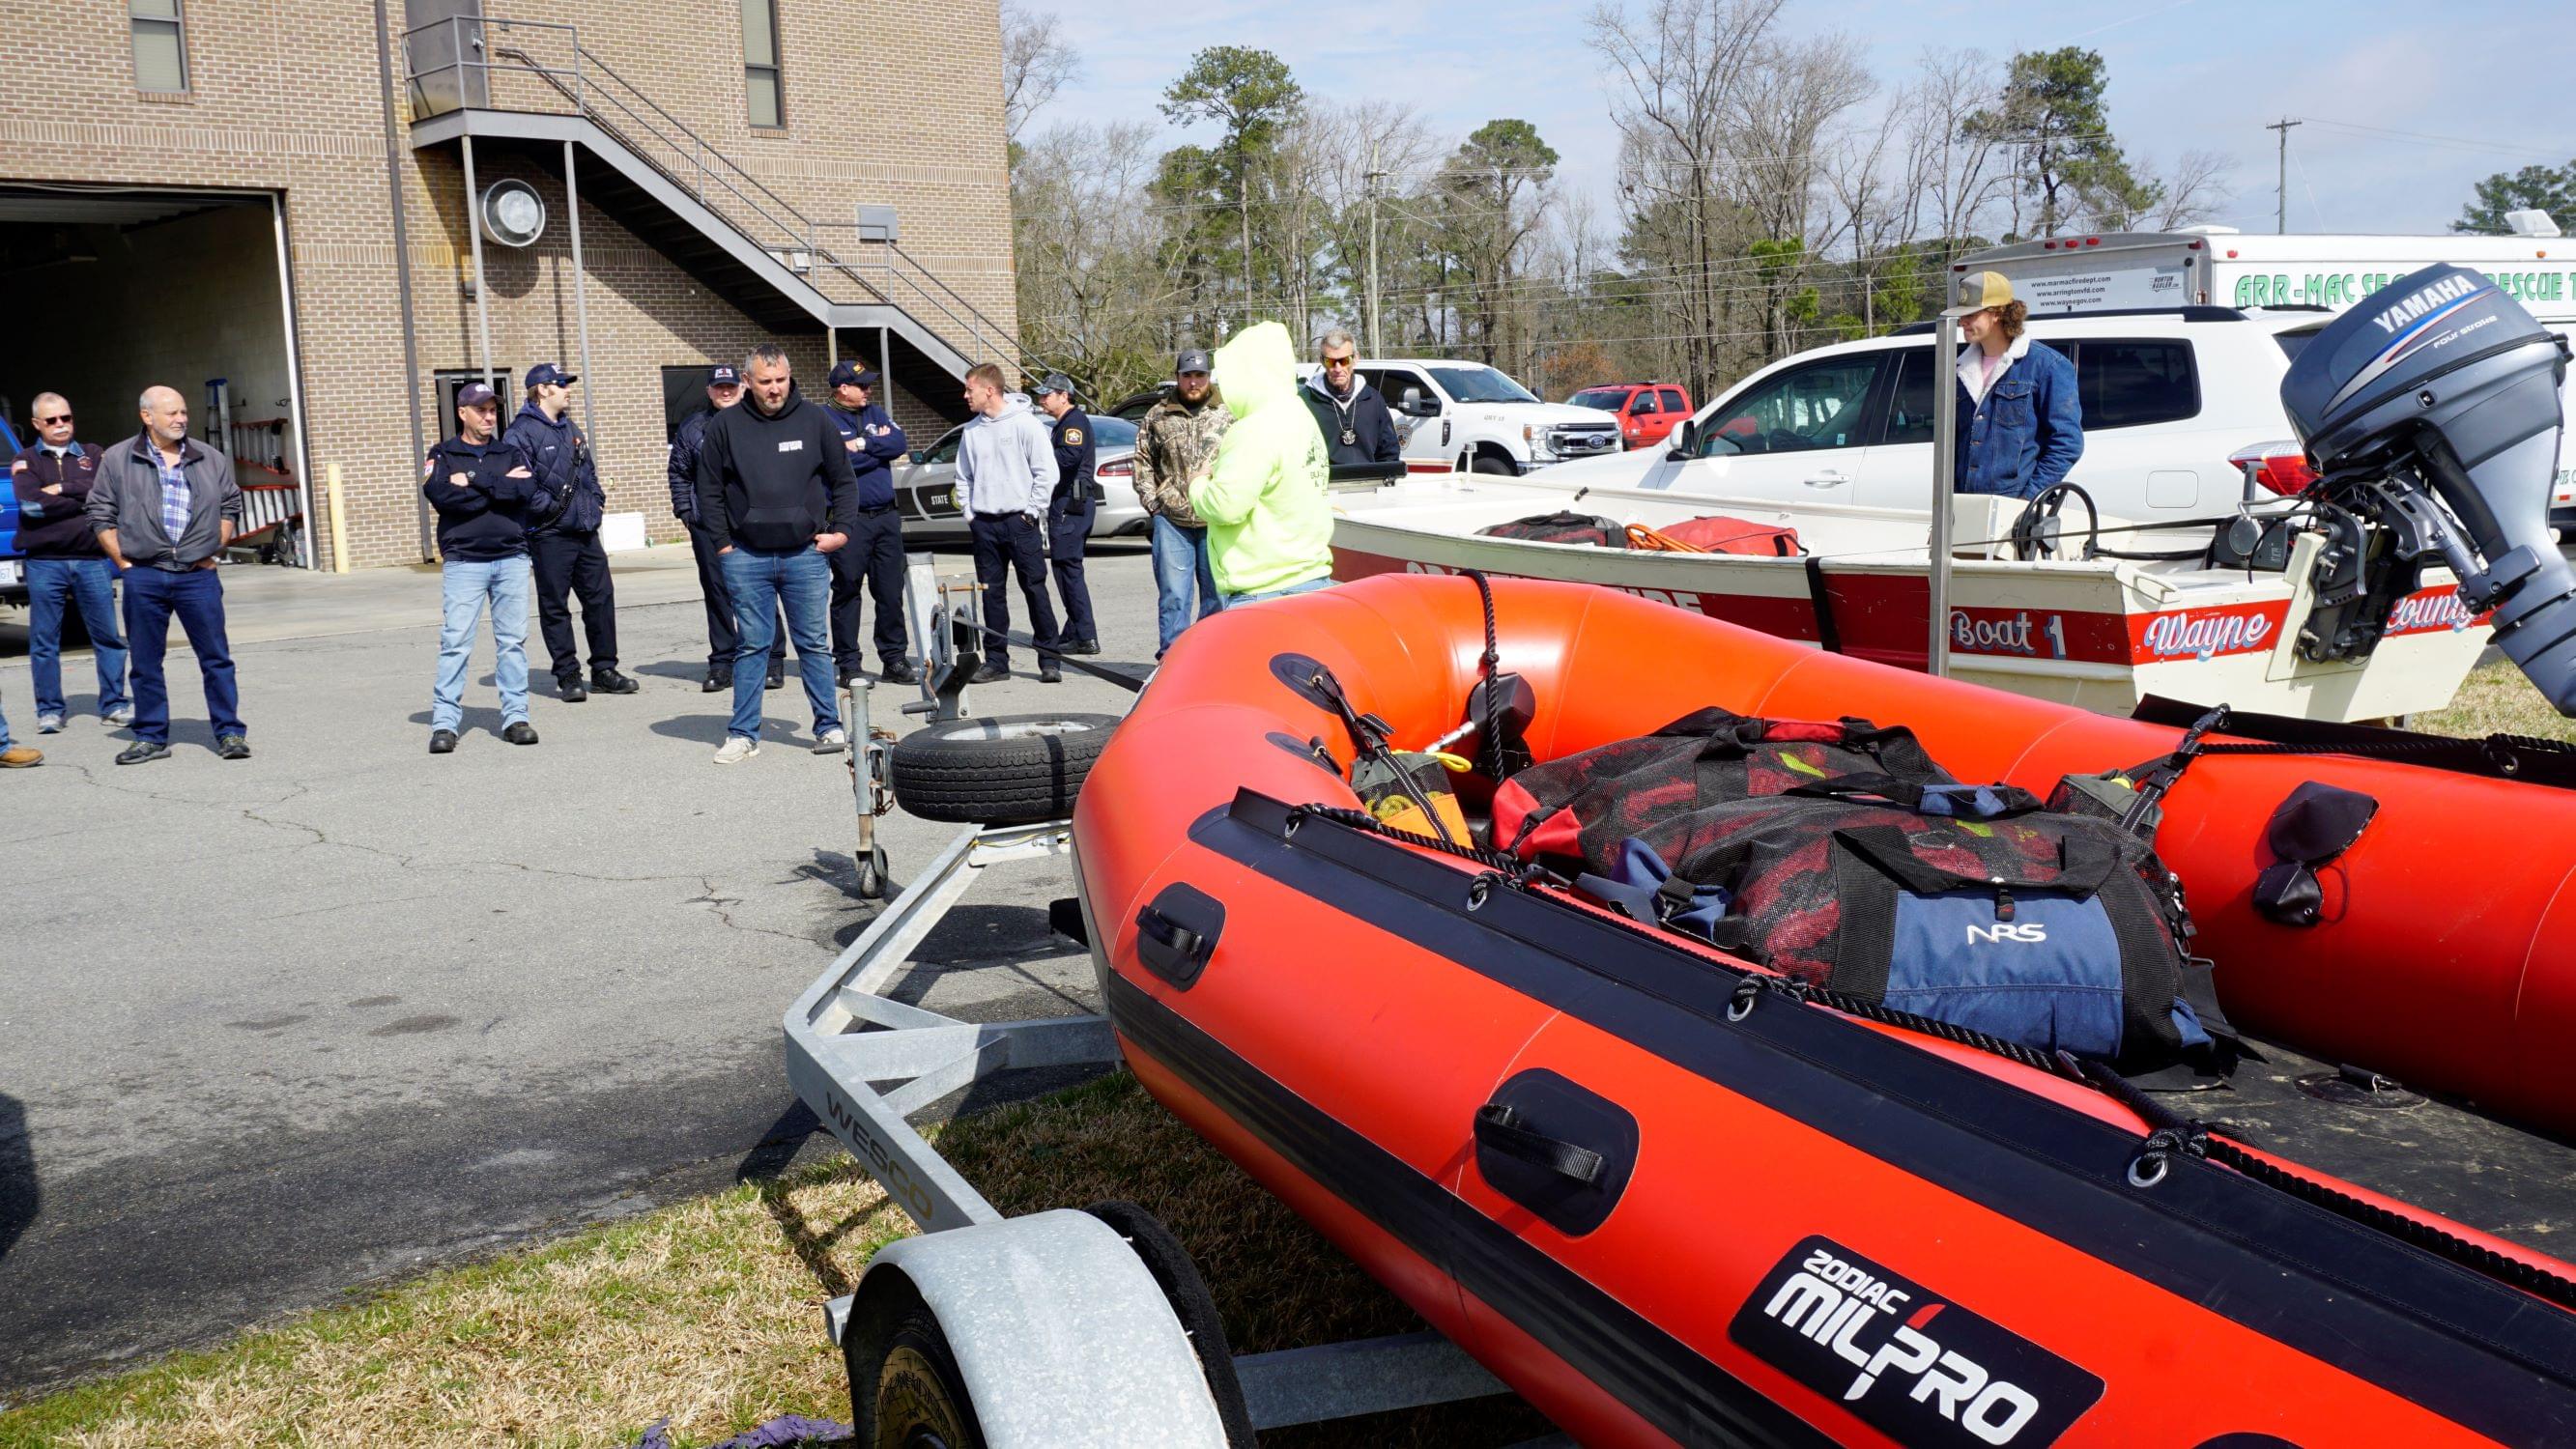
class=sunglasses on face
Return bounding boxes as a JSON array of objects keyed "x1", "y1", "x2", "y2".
[
  {"x1": 38, "y1": 413, "x2": 71, "y2": 425},
  {"x1": 1324, "y1": 356, "x2": 1355, "y2": 368}
]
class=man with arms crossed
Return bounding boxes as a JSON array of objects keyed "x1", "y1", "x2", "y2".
[
  {"x1": 421, "y1": 382, "x2": 543, "y2": 753},
  {"x1": 10, "y1": 391, "x2": 129, "y2": 733}
]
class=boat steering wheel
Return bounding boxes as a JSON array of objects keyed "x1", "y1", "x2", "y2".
[{"x1": 2009, "y1": 481, "x2": 2100, "y2": 562}]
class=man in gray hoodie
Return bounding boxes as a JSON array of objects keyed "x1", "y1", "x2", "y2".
[{"x1": 953, "y1": 363, "x2": 1061, "y2": 683}]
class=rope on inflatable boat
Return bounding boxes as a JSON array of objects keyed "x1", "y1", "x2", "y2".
[
  {"x1": 1287, "y1": 804, "x2": 1558, "y2": 886},
  {"x1": 2071, "y1": 1057, "x2": 2576, "y2": 1313}
]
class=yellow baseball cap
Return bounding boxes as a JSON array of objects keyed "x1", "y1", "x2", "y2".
[{"x1": 1956, "y1": 270, "x2": 2015, "y2": 309}]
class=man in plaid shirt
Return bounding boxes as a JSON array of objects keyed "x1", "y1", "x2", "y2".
[{"x1": 86, "y1": 385, "x2": 248, "y2": 764}]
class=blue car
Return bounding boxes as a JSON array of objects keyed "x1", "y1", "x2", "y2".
[{"x1": 0, "y1": 412, "x2": 24, "y2": 605}]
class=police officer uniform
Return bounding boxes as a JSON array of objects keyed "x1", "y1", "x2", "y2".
[
  {"x1": 821, "y1": 360, "x2": 915, "y2": 684},
  {"x1": 1033, "y1": 374, "x2": 1100, "y2": 653}
]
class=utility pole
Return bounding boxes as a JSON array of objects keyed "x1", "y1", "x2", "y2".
[
  {"x1": 1238, "y1": 131, "x2": 1255, "y2": 330},
  {"x1": 1365, "y1": 141, "x2": 1388, "y2": 355},
  {"x1": 2267, "y1": 117, "x2": 2302, "y2": 235}
]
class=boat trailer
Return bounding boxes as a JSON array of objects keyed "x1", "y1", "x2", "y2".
[{"x1": 787, "y1": 560, "x2": 1548, "y2": 1446}]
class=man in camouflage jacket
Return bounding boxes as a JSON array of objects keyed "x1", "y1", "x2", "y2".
[{"x1": 1130, "y1": 349, "x2": 1230, "y2": 656}]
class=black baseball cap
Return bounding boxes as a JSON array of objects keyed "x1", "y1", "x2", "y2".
[
  {"x1": 525, "y1": 362, "x2": 577, "y2": 388},
  {"x1": 707, "y1": 363, "x2": 742, "y2": 387},
  {"x1": 828, "y1": 360, "x2": 882, "y2": 388},
  {"x1": 457, "y1": 382, "x2": 499, "y2": 408},
  {"x1": 1175, "y1": 349, "x2": 1213, "y2": 377}
]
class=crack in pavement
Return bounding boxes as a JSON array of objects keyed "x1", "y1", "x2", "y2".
[{"x1": 687, "y1": 875, "x2": 834, "y2": 947}]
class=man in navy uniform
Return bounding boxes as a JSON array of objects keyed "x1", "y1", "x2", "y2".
[
  {"x1": 669, "y1": 363, "x2": 784, "y2": 694},
  {"x1": 820, "y1": 360, "x2": 915, "y2": 685},
  {"x1": 1030, "y1": 374, "x2": 1099, "y2": 655},
  {"x1": 509, "y1": 362, "x2": 636, "y2": 700},
  {"x1": 420, "y1": 382, "x2": 543, "y2": 753}
]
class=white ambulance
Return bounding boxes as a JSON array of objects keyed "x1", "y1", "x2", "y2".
[{"x1": 1964, "y1": 228, "x2": 2576, "y2": 524}]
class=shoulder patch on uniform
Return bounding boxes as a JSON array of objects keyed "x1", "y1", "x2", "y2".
[{"x1": 1064, "y1": 427, "x2": 1084, "y2": 445}]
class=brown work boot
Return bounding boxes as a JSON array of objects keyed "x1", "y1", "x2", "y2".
[{"x1": 0, "y1": 744, "x2": 42, "y2": 768}]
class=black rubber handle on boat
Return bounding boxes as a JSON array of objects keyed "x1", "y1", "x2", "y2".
[
  {"x1": 1134, "y1": 884, "x2": 1225, "y2": 987},
  {"x1": 1474, "y1": 1103, "x2": 1606, "y2": 1186}
]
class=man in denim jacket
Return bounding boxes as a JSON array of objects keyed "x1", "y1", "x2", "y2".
[{"x1": 1953, "y1": 271, "x2": 2084, "y2": 500}]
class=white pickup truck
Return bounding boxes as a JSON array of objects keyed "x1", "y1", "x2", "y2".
[{"x1": 1335, "y1": 358, "x2": 1623, "y2": 475}]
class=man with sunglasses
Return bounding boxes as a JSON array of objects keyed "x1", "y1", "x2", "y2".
[
  {"x1": 1299, "y1": 329, "x2": 1401, "y2": 471},
  {"x1": 421, "y1": 383, "x2": 543, "y2": 753},
  {"x1": 10, "y1": 392, "x2": 130, "y2": 734}
]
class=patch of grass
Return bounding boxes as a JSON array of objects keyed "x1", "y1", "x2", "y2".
[
  {"x1": 2415, "y1": 659, "x2": 2576, "y2": 743},
  {"x1": 0, "y1": 1073, "x2": 1547, "y2": 1448}
]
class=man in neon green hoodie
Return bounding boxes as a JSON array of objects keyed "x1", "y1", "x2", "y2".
[{"x1": 1188, "y1": 322, "x2": 1336, "y2": 605}]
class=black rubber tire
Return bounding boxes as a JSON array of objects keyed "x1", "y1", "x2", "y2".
[
  {"x1": 1083, "y1": 1201, "x2": 1257, "y2": 1448},
  {"x1": 847, "y1": 1279, "x2": 988, "y2": 1449},
  {"x1": 888, "y1": 713, "x2": 1119, "y2": 825},
  {"x1": 1471, "y1": 453, "x2": 1518, "y2": 475}
]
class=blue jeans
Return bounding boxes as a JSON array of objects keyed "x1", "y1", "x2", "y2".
[
  {"x1": 1222, "y1": 576, "x2": 1334, "y2": 608},
  {"x1": 26, "y1": 556, "x2": 129, "y2": 719},
  {"x1": 431, "y1": 556, "x2": 532, "y2": 733},
  {"x1": 722, "y1": 545, "x2": 838, "y2": 741},
  {"x1": 1149, "y1": 514, "x2": 1220, "y2": 656},
  {"x1": 124, "y1": 565, "x2": 242, "y2": 745}
]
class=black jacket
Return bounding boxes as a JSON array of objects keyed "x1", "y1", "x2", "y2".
[
  {"x1": 505, "y1": 401, "x2": 605, "y2": 535},
  {"x1": 1301, "y1": 377, "x2": 1403, "y2": 469},
  {"x1": 10, "y1": 441, "x2": 107, "y2": 557},
  {"x1": 669, "y1": 408, "x2": 716, "y2": 525},
  {"x1": 823, "y1": 401, "x2": 910, "y2": 510},
  {"x1": 693, "y1": 384, "x2": 858, "y2": 553},
  {"x1": 1047, "y1": 406, "x2": 1097, "y2": 519},
  {"x1": 423, "y1": 434, "x2": 544, "y2": 561}
]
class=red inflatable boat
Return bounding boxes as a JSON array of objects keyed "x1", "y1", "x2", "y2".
[{"x1": 1071, "y1": 574, "x2": 2576, "y2": 1448}]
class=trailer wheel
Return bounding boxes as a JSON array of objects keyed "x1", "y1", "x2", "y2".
[
  {"x1": 867, "y1": 1291, "x2": 987, "y2": 1449},
  {"x1": 844, "y1": 1210, "x2": 1231, "y2": 1447},
  {"x1": 888, "y1": 714, "x2": 1119, "y2": 825},
  {"x1": 1084, "y1": 1202, "x2": 1256, "y2": 1448}
]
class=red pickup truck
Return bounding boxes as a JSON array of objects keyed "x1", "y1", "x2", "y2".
[{"x1": 1566, "y1": 383, "x2": 1694, "y2": 449}]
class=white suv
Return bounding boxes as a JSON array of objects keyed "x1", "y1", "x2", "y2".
[
  {"x1": 1541, "y1": 307, "x2": 2331, "y2": 520},
  {"x1": 1334, "y1": 358, "x2": 1623, "y2": 475}
]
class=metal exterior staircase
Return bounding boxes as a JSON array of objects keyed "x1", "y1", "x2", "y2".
[{"x1": 403, "y1": 14, "x2": 1023, "y2": 380}]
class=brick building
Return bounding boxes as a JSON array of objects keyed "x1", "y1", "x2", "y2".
[{"x1": 0, "y1": 0, "x2": 1018, "y2": 569}]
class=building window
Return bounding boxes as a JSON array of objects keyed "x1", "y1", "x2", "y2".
[
  {"x1": 131, "y1": 0, "x2": 188, "y2": 93},
  {"x1": 742, "y1": 0, "x2": 783, "y2": 128}
]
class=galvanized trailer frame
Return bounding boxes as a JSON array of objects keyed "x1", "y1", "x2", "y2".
[{"x1": 783, "y1": 562, "x2": 1547, "y2": 1445}]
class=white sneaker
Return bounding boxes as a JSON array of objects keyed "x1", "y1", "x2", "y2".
[
  {"x1": 813, "y1": 726, "x2": 848, "y2": 754},
  {"x1": 35, "y1": 715, "x2": 63, "y2": 735},
  {"x1": 713, "y1": 735, "x2": 760, "y2": 764},
  {"x1": 104, "y1": 706, "x2": 134, "y2": 726}
]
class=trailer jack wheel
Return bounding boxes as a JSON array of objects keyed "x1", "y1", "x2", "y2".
[{"x1": 856, "y1": 842, "x2": 891, "y2": 900}]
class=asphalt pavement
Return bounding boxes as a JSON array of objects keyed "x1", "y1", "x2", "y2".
[{"x1": 0, "y1": 538, "x2": 1155, "y2": 1395}]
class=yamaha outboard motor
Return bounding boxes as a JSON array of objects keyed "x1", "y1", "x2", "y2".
[{"x1": 2280, "y1": 264, "x2": 2576, "y2": 715}]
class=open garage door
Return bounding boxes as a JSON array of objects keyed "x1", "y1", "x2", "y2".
[{"x1": 0, "y1": 185, "x2": 313, "y2": 567}]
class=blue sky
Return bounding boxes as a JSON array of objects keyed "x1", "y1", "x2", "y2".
[{"x1": 1048, "y1": 0, "x2": 2576, "y2": 238}]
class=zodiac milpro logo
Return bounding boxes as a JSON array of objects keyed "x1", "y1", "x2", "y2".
[{"x1": 1730, "y1": 1236, "x2": 2104, "y2": 1445}]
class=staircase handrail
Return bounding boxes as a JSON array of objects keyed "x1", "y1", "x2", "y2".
[{"x1": 403, "y1": 14, "x2": 1050, "y2": 376}]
